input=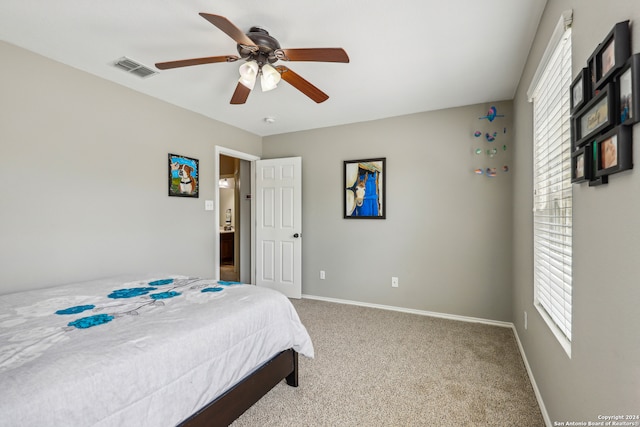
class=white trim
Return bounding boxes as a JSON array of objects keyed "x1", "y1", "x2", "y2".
[
  {"x1": 512, "y1": 326, "x2": 552, "y2": 427},
  {"x1": 534, "y1": 302, "x2": 572, "y2": 358},
  {"x1": 214, "y1": 146, "x2": 260, "y2": 284},
  {"x1": 301, "y1": 294, "x2": 512, "y2": 328},
  {"x1": 215, "y1": 146, "x2": 260, "y2": 162},
  {"x1": 302, "y1": 293, "x2": 551, "y2": 425},
  {"x1": 527, "y1": 10, "x2": 573, "y2": 101}
]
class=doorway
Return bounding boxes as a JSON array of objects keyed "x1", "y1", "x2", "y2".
[
  {"x1": 215, "y1": 146, "x2": 259, "y2": 284},
  {"x1": 218, "y1": 168, "x2": 236, "y2": 281}
]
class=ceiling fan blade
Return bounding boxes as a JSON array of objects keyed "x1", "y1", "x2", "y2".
[
  {"x1": 230, "y1": 82, "x2": 251, "y2": 104},
  {"x1": 199, "y1": 13, "x2": 257, "y2": 48},
  {"x1": 155, "y1": 55, "x2": 239, "y2": 70},
  {"x1": 275, "y1": 66, "x2": 329, "y2": 103},
  {"x1": 277, "y1": 48, "x2": 349, "y2": 63}
]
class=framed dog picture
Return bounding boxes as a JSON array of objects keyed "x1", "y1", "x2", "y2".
[
  {"x1": 344, "y1": 158, "x2": 386, "y2": 219},
  {"x1": 168, "y1": 153, "x2": 199, "y2": 198}
]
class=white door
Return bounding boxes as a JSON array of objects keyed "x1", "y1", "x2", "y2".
[{"x1": 255, "y1": 157, "x2": 302, "y2": 298}]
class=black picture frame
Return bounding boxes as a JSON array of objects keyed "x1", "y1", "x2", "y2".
[
  {"x1": 168, "y1": 153, "x2": 199, "y2": 198},
  {"x1": 587, "y1": 142, "x2": 608, "y2": 186},
  {"x1": 588, "y1": 175, "x2": 609, "y2": 187},
  {"x1": 594, "y1": 20, "x2": 630, "y2": 89},
  {"x1": 574, "y1": 83, "x2": 616, "y2": 147},
  {"x1": 344, "y1": 158, "x2": 386, "y2": 219},
  {"x1": 571, "y1": 145, "x2": 591, "y2": 183},
  {"x1": 594, "y1": 126, "x2": 633, "y2": 178},
  {"x1": 570, "y1": 68, "x2": 590, "y2": 114},
  {"x1": 570, "y1": 116, "x2": 578, "y2": 151},
  {"x1": 587, "y1": 47, "x2": 599, "y2": 98},
  {"x1": 616, "y1": 53, "x2": 640, "y2": 126}
]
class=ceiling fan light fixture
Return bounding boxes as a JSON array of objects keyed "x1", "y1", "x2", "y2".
[
  {"x1": 238, "y1": 61, "x2": 258, "y2": 89},
  {"x1": 156, "y1": 14, "x2": 349, "y2": 104},
  {"x1": 260, "y1": 64, "x2": 281, "y2": 92}
]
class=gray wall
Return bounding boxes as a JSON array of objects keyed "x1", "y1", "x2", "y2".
[
  {"x1": 264, "y1": 102, "x2": 514, "y2": 322},
  {"x1": 512, "y1": 1, "x2": 640, "y2": 422},
  {"x1": 0, "y1": 41, "x2": 261, "y2": 294}
]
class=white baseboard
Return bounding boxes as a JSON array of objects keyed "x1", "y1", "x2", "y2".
[
  {"x1": 301, "y1": 293, "x2": 551, "y2": 426},
  {"x1": 511, "y1": 326, "x2": 552, "y2": 427},
  {"x1": 301, "y1": 294, "x2": 513, "y2": 328}
]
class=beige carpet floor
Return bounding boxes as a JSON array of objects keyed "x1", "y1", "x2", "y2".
[{"x1": 231, "y1": 298, "x2": 545, "y2": 427}]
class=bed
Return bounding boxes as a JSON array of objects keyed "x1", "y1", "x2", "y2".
[{"x1": 0, "y1": 275, "x2": 314, "y2": 426}]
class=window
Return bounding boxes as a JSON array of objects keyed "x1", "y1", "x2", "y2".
[{"x1": 528, "y1": 11, "x2": 573, "y2": 356}]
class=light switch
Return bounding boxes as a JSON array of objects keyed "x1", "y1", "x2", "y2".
[{"x1": 205, "y1": 200, "x2": 214, "y2": 211}]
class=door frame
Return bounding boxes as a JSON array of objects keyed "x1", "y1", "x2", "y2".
[{"x1": 214, "y1": 146, "x2": 260, "y2": 283}]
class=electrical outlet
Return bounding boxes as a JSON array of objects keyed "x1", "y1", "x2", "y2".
[
  {"x1": 320, "y1": 270, "x2": 326, "y2": 280},
  {"x1": 524, "y1": 311, "x2": 528, "y2": 330},
  {"x1": 391, "y1": 277, "x2": 399, "y2": 287}
]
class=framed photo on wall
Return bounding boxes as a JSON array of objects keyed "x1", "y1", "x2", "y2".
[
  {"x1": 616, "y1": 53, "x2": 640, "y2": 126},
  {"x1": 571, "y1": 145, "x2": 591, "y2": 183},
  {"x1": 344, "y1": 158, "x2": 386, "y2": 219},
  {"x1": 574, "y1": 83, "x2": 615, "y2": 147},
  {"x1": 588, "y1": 141, "x2": 608, "y2": 186},
  {"x1": 570, "y1": 67, "x2": 590, "y2": 114},
  {"x1": 594, "y1": 20, "x2": 630, "y2": 89},
  {"x1": 168, "y1": 153, "x2": 199, "y2": 197},
  {"x1": 594, "y1": 126, "x2": 633, "y2": 178}
]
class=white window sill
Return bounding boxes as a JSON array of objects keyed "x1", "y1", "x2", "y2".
[{"x1": 535, "y1": 302, "x2": 572, "y2": 358}]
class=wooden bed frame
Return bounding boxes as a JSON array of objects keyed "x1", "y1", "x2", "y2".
[{"x1": 178, "y1": 349, "x2": 299, "y2": 427}]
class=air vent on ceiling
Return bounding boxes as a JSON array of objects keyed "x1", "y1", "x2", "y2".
[{"x1": 114, "y1": 57, "x2": 158, "y2": 78}]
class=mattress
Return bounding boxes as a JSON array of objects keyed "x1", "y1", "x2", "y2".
[{"x1": 0, "y1": 275, "x2": 314, "y2": 426}]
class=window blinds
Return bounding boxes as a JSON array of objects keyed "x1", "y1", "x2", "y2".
[{"x1": 531, "y1": 26, "x2": 573, "y2": 344}]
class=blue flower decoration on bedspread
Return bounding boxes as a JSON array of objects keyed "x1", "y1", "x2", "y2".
[
  {"x1": 67, "y1": 314, "x2": 114, "y2": 329},
  {"x1": 108, "y1": 287, "x2": 157, "y2": 299},
  {"x1": 201, "y1": 287, "x2": 223, "y2": 293},
  {"x1": 150, "y1": 291, "x2": 181, "y2": 300},
  {"x1": 148, "y1": 279, "x2": 174, "y2": 286},
  {"x1": 201, "y1": 281, "x2": 242, "y2": 292},
  {"x1": 55, "y1": 305, "x2": 96, "y2": 315},
  {"x1": 54, "y1": 278, "x2": 232, "y2": 331}
]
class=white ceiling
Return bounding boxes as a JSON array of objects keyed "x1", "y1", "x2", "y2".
[{"x1": 0, "y1": 0, "x2": 547, "y2": 136}]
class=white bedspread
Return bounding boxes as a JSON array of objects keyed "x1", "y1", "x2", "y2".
[{"x1": 0, "y1": 275, "x2": 313, "y2": 427}]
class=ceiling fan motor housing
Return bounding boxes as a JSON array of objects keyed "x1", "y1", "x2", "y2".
[{"x1": 238, "y1": 27, "x2": 281, "y2": 64}]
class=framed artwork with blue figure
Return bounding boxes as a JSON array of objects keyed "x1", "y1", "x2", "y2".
[
  {"x1": 169, "y1": 153, "x2": 199, "y2": 197},
  {"x1": 344, "y1": 158, "x2": 385, "y2": 219}
]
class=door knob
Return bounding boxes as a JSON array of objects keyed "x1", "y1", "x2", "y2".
[{"x1": 293, "y1": 233, "x2": 300, "y2": 238}]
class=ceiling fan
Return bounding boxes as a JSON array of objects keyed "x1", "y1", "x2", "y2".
[{"x1": 155, "y1": 13, "x2": 349, "y2": 105}]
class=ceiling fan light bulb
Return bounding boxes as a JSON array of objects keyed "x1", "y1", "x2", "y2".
[
  {"x1": 260, "y1": 76, "x2": 278, "y2": 92},
  {"x1": 239, "y1": 60, "x2": 258, "y2": 78},
  {"x1": 260, "y1": 64, "x2": 281, "y2": 92},
  {"x1": 238, "y1": 75, "x2": 256, "y2": 90},
  {"x1": 238, "y1": 61, "x2": 258, "y2": 89}
]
